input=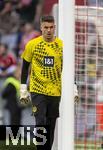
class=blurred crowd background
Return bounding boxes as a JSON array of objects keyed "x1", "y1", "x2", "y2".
[{"x1": 0, "y1": 0, "x2": 58, "y2": 126}]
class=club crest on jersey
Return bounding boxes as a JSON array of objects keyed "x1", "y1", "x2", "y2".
[{"x1": 44, "y1": 56, "x2": 54, "y2": 67}]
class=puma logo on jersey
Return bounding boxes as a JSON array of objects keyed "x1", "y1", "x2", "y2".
[{"x1": 44, "y1": 56, "x2": 54, "y2": 67}]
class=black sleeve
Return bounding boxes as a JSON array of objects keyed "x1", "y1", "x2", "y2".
[{"x1": 21, "y1": 59, "x2": 30, "y2": 84}]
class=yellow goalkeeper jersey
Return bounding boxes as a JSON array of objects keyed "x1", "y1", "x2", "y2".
[{"x1": 21, "y1": 36, "x2": 63, "y2": 96}]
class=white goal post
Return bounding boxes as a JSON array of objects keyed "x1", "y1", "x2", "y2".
[{"x1": 58, "y1": 0, "x2": 74, "y2": 150}]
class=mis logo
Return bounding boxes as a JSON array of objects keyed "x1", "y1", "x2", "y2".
[
  {"x1": 0, "y1": 125, "x2": 50, "y2": 149},
  {"x1": 6, "y1": 126, "x2": 47, "y2": 146}
]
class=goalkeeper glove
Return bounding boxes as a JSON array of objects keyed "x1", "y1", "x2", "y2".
[
  {"x1": 74, "y1": 84, "x2": 79, "y2": 103},
  {"x1": 20, "y1": 84, "x2": 31, "y2": 105}
]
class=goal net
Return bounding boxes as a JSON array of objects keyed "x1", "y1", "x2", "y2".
[{"x1": 75, "y1": 5, "x2": 103, "y2": 149}]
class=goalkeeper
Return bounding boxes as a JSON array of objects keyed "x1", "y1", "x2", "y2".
[
  {"x1": 20, "y1": 15, "x2": 62, "y2": 150},
  {"x1": 20, "y1": 15, "x2": 79, "y2": 150}
]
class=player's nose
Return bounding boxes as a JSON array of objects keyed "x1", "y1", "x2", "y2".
[{"x1": 47, "y1": 28, "x2": 51, "y2": 32}]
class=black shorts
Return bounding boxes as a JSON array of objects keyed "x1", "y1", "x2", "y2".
[{"x1": 31, "y1": 93, "x2": 61, "y2": 118}]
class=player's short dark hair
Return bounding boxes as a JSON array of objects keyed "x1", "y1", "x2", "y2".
[{"x1": 40, "y1": 15, "x2": 55, "y2": 23}]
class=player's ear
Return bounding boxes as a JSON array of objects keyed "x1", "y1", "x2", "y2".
[{"x1": 54, "y1": 24, "x2": 56, "y2": 30}]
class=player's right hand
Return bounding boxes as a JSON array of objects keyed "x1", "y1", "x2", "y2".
[{"x1": 20, "y1": 84, "x2": 31, "y2": 105}]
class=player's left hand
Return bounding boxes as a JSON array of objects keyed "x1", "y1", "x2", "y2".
[
  {"x1": 74, "y1": 95, "x2": 79, "y2": 103},
  {"x1": 74, "y1": 84, "x2": 79, "y2": 103}
]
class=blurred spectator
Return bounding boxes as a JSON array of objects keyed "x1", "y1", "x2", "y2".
[
  {"x1": 19, "y1": 22, "x2": 41, "y2": 55},
  {"x1": 0, "y1": 43, "x2": 16, "y2": 78},
  {"x1": 2, "y1": 62, "x2": 22, "y2": 125},
  {"x1": 15, "y1": 22, "x2": 25, "y2": 58},
  {"x1": 0, "y1": 1, "x2": 20, "y2": 51},
  {"x1": 75, "y1": 0, "x2": 103, "y2": 6},
  {"x1": 88, "y1": 0, "x2": 103, "y2": 6},
  {"x1": 95, "y1": 69, "x2": 103, "y2": 133},
  {"x1": 0, "y1": 0, "x2": 4, "y2": 11},
  {"x1": 96, "y1": 69, "x2": 103, "y2": 102},
  {"x1": 15, "y1": 0, "x2": 43, "y2": 30}
]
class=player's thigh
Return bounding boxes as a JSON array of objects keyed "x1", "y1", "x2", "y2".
[{"x1": 47, "y1": 96, "x2": 61, "y2": 118}]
